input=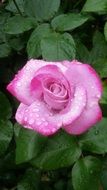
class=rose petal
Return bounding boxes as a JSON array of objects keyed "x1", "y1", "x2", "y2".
[
  {"x1": 60, "y1": 85, "x2": 86, "y2": 125},
  {"x1": 6, "y1": 59, "x2": 48, "y2": 105},
  {"x1": 65, "y1": 60, "x2": 102, "y2": 101},
  {"x1": 7, "y1": 60, "x2": 67, "y2": 105},
  {"x1": 15, "y1": 101, "x2": 61, "y2": 136},
  {"x1": 16, "y1": 85, "x2": 87, "y2": 136},
  {"x1": 64, "y1": 103, "x2": 102, "y2": 135}
]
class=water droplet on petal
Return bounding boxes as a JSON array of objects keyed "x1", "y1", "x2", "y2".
[
  {"x1": 17, "y1": 82, "x2": 21, "y2": 87},
  {"x1": 44, "y1": 122, "x2": 48, "y2": 126},
  {"x1": 51, "y1": 127, "x2": 56, "y2": 133},
  {"x1": 41, "y1": 118, "x2": 46, "y2": 121},
  {"x1": 29, "y1": 119, "x2": 34, "y2": 125},
  {"x1": 36, "y1": 121, "x2": 42, "y2": 126},
  {"x1": 24, "y1": 117, "x2": 27, "y2": 121},
  {"x1": 35, "y1": 114, "x2": 39, "y2": 118}
]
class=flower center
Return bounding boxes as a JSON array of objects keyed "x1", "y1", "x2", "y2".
[{"x1": 43, "y1": 78, "x2": 69, "y2": 110}]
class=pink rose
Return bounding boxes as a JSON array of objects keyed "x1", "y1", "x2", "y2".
[{"x1": 7, "y1": 59, "x2": 102, "y2": 136}]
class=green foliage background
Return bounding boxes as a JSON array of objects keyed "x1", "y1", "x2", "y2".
[{"x1": 0, "y1": 0, "x2": 107, "y2": 189}]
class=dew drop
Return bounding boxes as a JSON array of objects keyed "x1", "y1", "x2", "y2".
[
  {"x1": 44, "y1": 122, "x2": 48, "y2": 126},
  {"x1": 29, "y1": 119, "x2": 34, "y2": 125},
  {"x1": 90, "y1": 170, "x2": 93, "y2": 174},
  {"x1": 96, "y1": 94, "x2": 100, "y2": 98},
  {"x1": 41, "y1": 118, "x2": 46, "y2": 121},
  {"x1": 49, "y1": 112, "x2": 53, "y2": 116},
  {"x1": 18, "y1": 114, "x2": 22, "y2": 119},
  {"x1": 35, "y1": 114, "x2": 39, "y2": 118},
  {"x1": 17, "y1": 82, "x2": 21, "y2": 87},
  {"x1": 24, "y1": 117, "x2": 27, "y2": 121},
  {"x1": 95, "y1": 130, "x2": 99, "y2": 135},
  {"x1": 51, "y1": 127, "x2": 56, "y2": 133},
  {"x1": 36, "y1": 121, "x2": 42, "y2": 125},
  {"x1": 33, "y1": 108, "x2": 39, "y2": 112},
  {"x1": 91, "y1": 86, "x2": 94, "y2": 89}
]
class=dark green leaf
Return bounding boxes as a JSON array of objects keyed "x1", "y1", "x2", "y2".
[
  {"x1": 0, "y1": 13, "x2": 10, "y2": 43},
  {"x1": 9, "y1": 37, "x2": 25, "y2": 51},
  {"x1": 41, "y1": 32, "x2": 76, "y2": 61},
  {"x1": 92, "y1": 58, "x2": 107, "y2": 78},
  {"x1": 24, "y1": 0, "x2": 60, "y2": 21},
  {"x1": 0, "y1": 13, "x2": 10, "y2": 26},
  {"x1": 79, "y1": 118, "x2": 107, "y2": 154},
  {"x1": 75, "y1": 39, "x2": 90, "y2": 62},
  {"x1": 72, "y1": 156, "x2": 101, "y2": 190},
  {"x1": 51, "y1": 13, "x2": 89, "y2": 32},
  {"x1": 0, "y1": 43, "x2": 11, "y2": 58},
  {"x1": 5, "y1": 0, "x2": 24, "y2": 13},
  {"x1": 0, "y1": 120, "x2": 13, "y2": 156},
  {"x1": 89, "y1": 31, "x2": 107, "y2": 64},
  {"x1": 31, "y1": 131, "x2": 81, "y2": 170},
  {"x1": 14, "y1": 123, "x2": 21, "y2": 142},
  {"x1": 82, "y1": 0, "x2": 107, "y2": 13},
  {"x1": 16, "y1": 128, "x2": 47, "y2": 164},
  {"x1": 27, "y1": 24, "x2": 53, "y2": 58},
  {"x1": 4, "y1": 16, "x2": 36, "y2": 34},
  {"x1": 54, "y1": 179, "x2": 66, "y2": 190},
  {"x1": 17, "y1": 168, "x2": 41, "y2": 190},
  {"x1": 104, "y1": 22, "x2": 107, "y2": 41},
  {"x1": 100, "y1": 82, "x2": 107, "y2": 117},
  {"x1": 101, "y1": 170, "x2": 107, "y2": 190},
  {"x1": 0, "y1": 30, "x2": 6, "y2": 44},
  {"x1": 0, "y1": 91, "x2": 12, "y2": 120},
  {"x1": 101, "y1": 82, "x2": 107, "y2": 105}
]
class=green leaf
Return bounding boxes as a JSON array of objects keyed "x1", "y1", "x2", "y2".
[
  {"x1": 0, "y1": 13, "x2": 10, "y2": 26},
  {"x1": 104, "y1": 22, "x2": 107, "y2": 41},
  {"x1": 51, "y1": 13, "x2": 89, "y2": 32},
  {"x1": 24, "y1": 0, "x2": 60, "y2": 21},
  {"x1": 75, "y1": 39, "x2": 90, "y2": 62},
  {"x1": 82, "y1": 0, "x2": 107, "y2": 13},
  {"x1": 79, "y1": 118, "x2": 107, "y2": 154},
  {"x1": 89, "y1": 31, "x2": 107, "y2": 64},
  {"x1": 27, "y1": 24, "x2": 53, "y2": 58},
  {"x1": 14, "y1": 123, "x2": 21, "y2": 142},
  {"x1": 0, "y1": 30, "x2": 6, "y2": 44},
  {"x1": 0, "y1": 91, "x2": 12, "y2": 120},
  {"x1": 5, "y1": 0, "x2": 24, "y2": 13},
  {"x1": 101, "y1": 82, "x2": 107, "y2": 105},
  {"x1": 0, "y1": 120, "x2": 13, "y2": 156},
  {"x1": 100, "y1": 82, "x2": 107, "y2": 117},
  {"x1": 31, "y1": 131, "x2": 81, "y2": 170},
  {"x1": 41, "y1": 32, "x2": 76, "y2": 61},
  {"x1": 92, "y1": 58, "x2": 107, "y2": 78},
  {"x1": 0, "y1": 12, "x2": 10, "y2": 43},
  {"x1": 4, "y1": 16, "x2": 36, "y2": 34},
  {"x1": 54, "y1": 180, "x2": 66, "y2": 190},
  {"x1": 72, "y1": 156, "x2": 101, "y2": 190},
  {"x1": 9, "y1": 37, "x2": 25, "y2": 51},
  {"x1": 17, "y1": 168, "x2": 41, "y2": 190},
  {"x1": 16, "y1": 128, "x2": 47, "y2": 164},
  {"x1": 0, "y1": 43, "x2": 11, "y2": 58},
  {"x1": 101, "y1": 171, "x2": 107, "y2": 190}
]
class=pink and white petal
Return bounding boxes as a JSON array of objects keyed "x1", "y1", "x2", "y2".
[
  {"x1": 15, "y1": 103, "x2": 28, "y2": 125},
  {"x1": 44, "y1": 93, "x2": 68, "y2": 110},
  {"x1": 63, "y1": 103, "x2": 102, "y2": 135},
  {"x1": 16, "y1": 100, "x2": 61, "y2": 136},
  {"x1": 7, "y1": 60, "x2": 68, "y2": 105},
  {"x1": 36, "y1": 64, "x2": 69, "y2": 89},
  {"x1": 65, "y1": 60, "x2": 102, "y2": 101},
  {"x1": 60, "y1": 85, "x2": 86, "y2": 125}
]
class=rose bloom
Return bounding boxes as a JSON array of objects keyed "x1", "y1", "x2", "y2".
[{"x1": 7, "y1": 59, "x2": 102, "y2": 136}]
